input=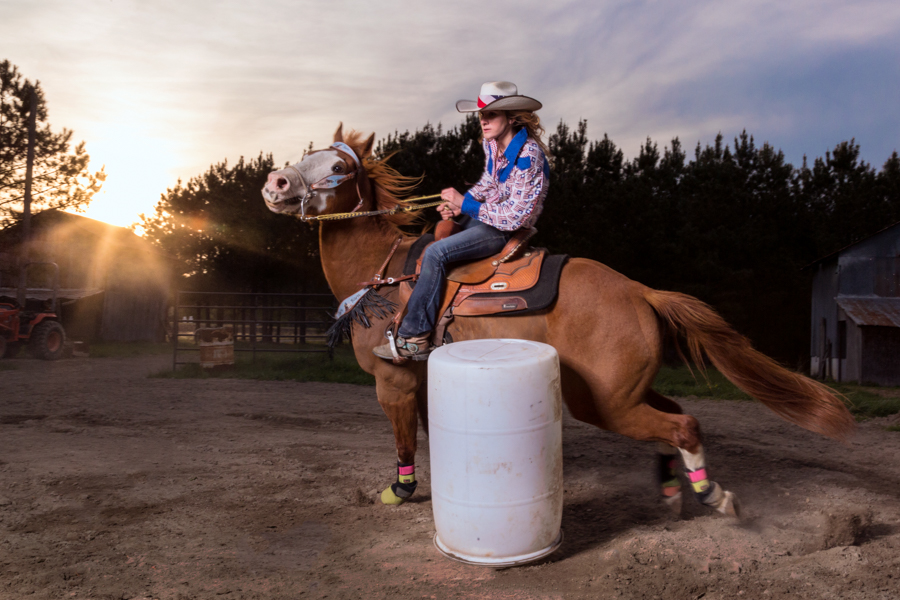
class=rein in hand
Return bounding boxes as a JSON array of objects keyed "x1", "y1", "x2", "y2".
[{"x1": 291, "y1": 193, "x2": 445, "y2": 222}]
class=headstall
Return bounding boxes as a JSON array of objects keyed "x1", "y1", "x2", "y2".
[{"x1": 286, "y1": 141, "x2": 367, "y2": 220}]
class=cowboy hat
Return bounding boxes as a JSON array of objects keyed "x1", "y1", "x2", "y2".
[{"x1": 456, "y1": 81, "x2": 542, "y2": 113}]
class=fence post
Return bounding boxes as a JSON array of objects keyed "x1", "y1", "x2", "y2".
[{"x1": 171, "y1": 291, "x2": 179, "y2": 371}]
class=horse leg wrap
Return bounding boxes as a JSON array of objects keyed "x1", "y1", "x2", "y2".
[
  {"x1": 657, "y1": 446, "x2": 683, "y2": 514},
  {"x1": 687, "y1": 467, "x2": 714, "y2": 502},
  {"x1": 679, "y1": 445, "x2": 740, "y2": 517},
  {"x1": 687, "y1": 469, "x2": 740, "y2": 517},
  {"x1": 657, "y1": 453, "x2": 681, "y2": 497},
  {"x1": 381, "y1": 462, "x2": 418, "y2": 505}
]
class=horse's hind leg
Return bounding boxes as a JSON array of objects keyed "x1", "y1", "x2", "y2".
[
  {"x1": 644, "y1": 390, "x2": 741, "y2": 517},
  {"x1": 613, "y1": 390, "x2": 741, "y2": 518},
  {"x1": 646, "y1": 392, "x2": 685, "y2": 514},
  {"x1": 677, "y1": 442, "x2": 741, "y2": 517}
]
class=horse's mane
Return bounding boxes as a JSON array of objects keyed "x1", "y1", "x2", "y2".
[{"x1": 342, "y1": 129, "x2": 424, "y2": 232}]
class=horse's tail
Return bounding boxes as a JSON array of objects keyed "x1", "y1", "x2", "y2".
[{"x1": 643, "y1": 288, "x2": 855, "y2": 442}]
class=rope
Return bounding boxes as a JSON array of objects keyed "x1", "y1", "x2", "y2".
[{"x1": 294, "y1": 193, "x2": 444, "y2": 222}]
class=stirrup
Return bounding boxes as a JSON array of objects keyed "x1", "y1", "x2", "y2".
[{"x1": 373, "y1": 331, "x2": 432, "y2": 363}]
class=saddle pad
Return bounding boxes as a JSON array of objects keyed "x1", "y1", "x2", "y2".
[
  {"x1": 401, "y1": 231, "x2": 568, "y2": 318},
  {"x1": 452, "y1": 253, "x2": 568, "y2": 317}
]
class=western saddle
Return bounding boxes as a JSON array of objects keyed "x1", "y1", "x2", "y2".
[{"x1": 388, "y1": 220, "x2": 547, "y2": 354}]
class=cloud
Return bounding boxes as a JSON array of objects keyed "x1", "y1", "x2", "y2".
[{"x1": 2, "y1": 0, "x2": 898, "y2": 226}]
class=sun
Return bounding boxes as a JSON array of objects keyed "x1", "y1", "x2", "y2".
[{"x1": 77, "y1": 118, "x2": 180, "y2": 231}]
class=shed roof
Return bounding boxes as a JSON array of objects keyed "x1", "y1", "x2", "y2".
[
  {"x1": 0, "y1": 288, "x2": 104, "y2": 303},
  {"x1": 804, "y1": 221, "x2": 900, "y2": 269},
  {"x1": 837, "y1": 296, "x2": 900, "y2": 327}
]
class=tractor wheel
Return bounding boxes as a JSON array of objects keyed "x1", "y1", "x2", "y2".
[{"x1": 29, "y1": 320, "x2": 66, "y2": 360}]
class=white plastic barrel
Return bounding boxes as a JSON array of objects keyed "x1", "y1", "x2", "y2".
[{"x1": 428, "y1": 339, "x2": 563, "y2": 566}]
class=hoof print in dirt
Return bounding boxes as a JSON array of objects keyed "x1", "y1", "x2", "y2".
[
  {"x1": 352, "y1": 487, "x2": 374, "y2": 506},
  {"x1": 811, "y1": 509, "x2": 872, "y2": 552}
]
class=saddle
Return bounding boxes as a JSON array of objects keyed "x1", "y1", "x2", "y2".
[{"x1": 393, "y1": 220, "x2": 568, "y2": 347}]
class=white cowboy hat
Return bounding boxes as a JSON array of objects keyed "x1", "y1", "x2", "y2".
[{"x1": 456, "y1": 81, "x2": 542, "y2": 113}]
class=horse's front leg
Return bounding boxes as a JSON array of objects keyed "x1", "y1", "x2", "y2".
[{"x1": 375, "y1": 371, "x2": 423, "y2": 505}]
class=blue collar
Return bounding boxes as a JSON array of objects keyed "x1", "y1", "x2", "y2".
[{"x1": 496, "y1": 129, "x2": 529, "y2": 183}]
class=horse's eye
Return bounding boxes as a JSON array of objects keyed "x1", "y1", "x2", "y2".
[{"x1": 332, "y1": 164, "x2": 343, "y2": 173}]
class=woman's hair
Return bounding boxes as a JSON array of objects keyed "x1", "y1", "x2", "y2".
[{"x1": 480, "y1": 110, "x2": 550, "y2": 158}]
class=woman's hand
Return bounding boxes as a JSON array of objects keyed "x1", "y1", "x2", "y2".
[{"x1": 438, "y1": 188, "x2": 464, "y2": 220}]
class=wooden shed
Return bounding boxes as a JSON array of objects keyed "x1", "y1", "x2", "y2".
[
  {"x1": 0, "y1": 210, "x2": 173, "y2": 342},
  {"x1": 808, "y1": 222, "x2": 900, "y2": 385}
]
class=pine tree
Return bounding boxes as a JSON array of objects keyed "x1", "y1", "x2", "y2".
[
  {"x1": 138, "y1": 154, "x2": 324, "y2": 292},
  {"x1": 0, "y1": 60, "x2": 105, "y2": 229}
]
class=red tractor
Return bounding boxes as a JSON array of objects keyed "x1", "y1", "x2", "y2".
[{"x1": 0, "y1": 262, "x2": 66, "y2": 361}]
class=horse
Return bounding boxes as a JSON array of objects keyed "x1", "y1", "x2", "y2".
[{"x1": 261, "y1": 123, "x2": 855, "y2": 515}]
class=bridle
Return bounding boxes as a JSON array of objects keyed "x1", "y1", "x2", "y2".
[
  {"x1": 283, "y1": 141, "x2": 368, "y2": 221},
  {"x1": 276, "y1": 141, "x2": 443, "y2": 223}
]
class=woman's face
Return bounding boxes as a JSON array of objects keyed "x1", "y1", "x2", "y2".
[{"x1": 479, "y1": 110, "x2": 513, "y2": 142}]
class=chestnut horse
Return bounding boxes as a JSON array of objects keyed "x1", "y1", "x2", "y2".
[{"x1": 261, "y1": 124, "x2": 854, "y2": 515}]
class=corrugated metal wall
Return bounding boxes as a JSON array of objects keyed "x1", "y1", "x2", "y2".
[{"x1": 810, "y1": 223, "x2": 900, "y2": 384}]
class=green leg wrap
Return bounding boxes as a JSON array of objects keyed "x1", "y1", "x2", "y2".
[{"x1": 380, "y1": 461, "x2": 417, "y2": 505}]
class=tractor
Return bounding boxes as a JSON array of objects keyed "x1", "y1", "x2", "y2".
[{"x1": 0, "y1": 262, "x2": 66, "y2": 360}]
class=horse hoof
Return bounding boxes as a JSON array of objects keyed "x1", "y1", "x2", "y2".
[
  {"x1": 716, "y1": 490, "x2": 742, "y2": 518},
  {"x1": 663, "y1": 490, "x2": 683, "y2": 516},
  {"x1": 381, "y1": 485, "x2": 406, "y2": 505}
]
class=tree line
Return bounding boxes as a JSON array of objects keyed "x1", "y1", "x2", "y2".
[
  {"x1": 4, "y1": 60, "x2": 899, "y2": 364},
  {"x1": 137, "y1": 115, "x2": 899, "y2": 364}
]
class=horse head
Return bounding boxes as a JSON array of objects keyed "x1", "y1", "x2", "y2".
[{"x1": 262, "y1": 123, "x2": 376, "y2": 219}]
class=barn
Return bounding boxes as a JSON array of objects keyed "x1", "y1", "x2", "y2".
[
  {"x1": 0, "y1": 210, "x2": 173, "y2": 342},
  {"x1": 808, "y1": 221, "x2": 900, "y2": 385}
]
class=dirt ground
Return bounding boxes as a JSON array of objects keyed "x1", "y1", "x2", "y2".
[{"x1": 1, "y1": 355, "x2": 899, "y2": 600}]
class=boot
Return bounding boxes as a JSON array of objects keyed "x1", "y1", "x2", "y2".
[{"x1": 373, "y1": 334, "x2": 433, "y2": 362}]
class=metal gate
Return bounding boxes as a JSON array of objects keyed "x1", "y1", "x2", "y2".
[{"x1": 171, "y1": 291, "x2": 337, "y2": 370}]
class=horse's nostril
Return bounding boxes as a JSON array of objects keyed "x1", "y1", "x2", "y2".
[{"x1": 277, "y1": 177, "x2": 288, "y2": 189}]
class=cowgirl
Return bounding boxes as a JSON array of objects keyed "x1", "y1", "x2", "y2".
[{"x1": 374, "y1": 81, "x2": 550, "y2": 361}]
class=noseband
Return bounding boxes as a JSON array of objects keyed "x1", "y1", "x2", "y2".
[{"x1": 282, "y1": 141, "x2": 367, "y2": 220}]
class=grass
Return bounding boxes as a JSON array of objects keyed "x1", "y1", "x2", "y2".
[
  {"x1": 151, "y1": 343, "x2": 375, "y2": 386},
  {"x1": 0, "y1": 361, "x2": 15, "y2": 371},
  {"x1": 61, "y1": 341, "x2": 900, "y2": 419},
  {"x1": 653, "y1": 365, "x2": 752, "y2": 401},
  {"x1": 833, "y1": 383, "x2": 900, "y2": 420},
  {"x1": 886, "y1": 425, "x2": 900, "y2": 432},
  {"x1": 653, "y1": 365, "x2": 900, "y2": 420}
]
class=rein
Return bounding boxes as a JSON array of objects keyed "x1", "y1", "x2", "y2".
[{"x1": 292, "y1": 194, "x2": 444, "y2": 222}]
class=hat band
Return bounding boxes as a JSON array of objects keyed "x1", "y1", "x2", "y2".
[{"x1": 477, "y1": 94, "x2": 505, "y2": 109}]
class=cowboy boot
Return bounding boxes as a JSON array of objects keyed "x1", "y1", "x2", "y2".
[{"x1": 373, "y1": 334, "x2": 433, "y2": 362}]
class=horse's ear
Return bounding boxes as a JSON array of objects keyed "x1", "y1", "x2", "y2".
[
  {"x1": 361, "y1": 133, "x2": 375, "y2": 159},
  {"x1": 333, "y1": 122, "x2": 344, "y2": 143}
]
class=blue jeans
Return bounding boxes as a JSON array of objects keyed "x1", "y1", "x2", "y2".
[{"x1": 398, "y1": 217, "x2": 512, "y2": 338}]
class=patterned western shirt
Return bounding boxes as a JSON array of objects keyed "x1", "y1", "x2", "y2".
[{"x1": 460, "y1": 128, "x2": 550, "y2": 232}]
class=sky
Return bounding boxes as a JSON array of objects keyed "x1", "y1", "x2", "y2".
[{"x1": 2, "y1": 0, "x2": 899, "y2": 229}]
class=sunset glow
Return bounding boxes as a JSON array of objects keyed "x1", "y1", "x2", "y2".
[
  {"x1": 2, "y1": 0, "x2": 898, "y2": 230},
  {"x1": 80, "y1": 116, "x2": 180, "y2": 229}
]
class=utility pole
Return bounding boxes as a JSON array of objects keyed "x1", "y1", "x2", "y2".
[{"x1": 17, "y1": 87, "x2": 36, "y2": 307}]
